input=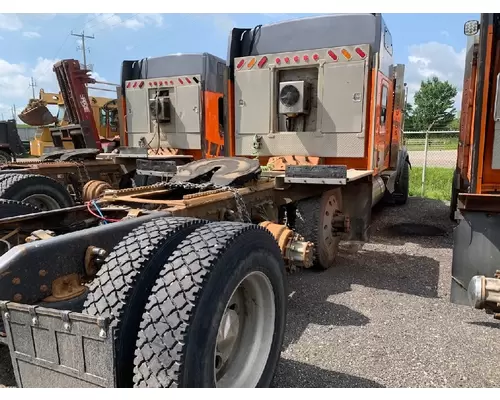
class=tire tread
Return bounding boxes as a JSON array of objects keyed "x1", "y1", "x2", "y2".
[
  {"x1": 82, "y1": 216, "x2": 206, "y2": 386},
  {"x1": 132, "y1": 222, "x2": 277, "y2": 388}
]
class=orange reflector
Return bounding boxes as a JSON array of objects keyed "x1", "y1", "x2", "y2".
[
  {"x1": 247, "y1": 58, "x2": 256, "y2": 68},
  {"x1": 341, "y1": 49, "x2": 352, "y2": 60}
]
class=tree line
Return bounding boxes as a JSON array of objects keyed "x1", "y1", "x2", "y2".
[{"x1": 404, "y1": 76, "x2": 460, "y2": 132}]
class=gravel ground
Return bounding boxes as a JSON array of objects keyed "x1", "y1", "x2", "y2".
[{"x1": 1, "y1": 196, "x2": 499, "y2": 388}]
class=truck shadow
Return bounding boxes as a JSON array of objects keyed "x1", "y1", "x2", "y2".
[
  {"x1": 468, "y1": 321, "x2": 500, "y2": 329},
  {"x1": 272, "y1": 358, "x2": 385, "y2": 388},
  {"x1": 282, "y1": 249, "x2": 440, "y2": 349},
  {"x1": 369, "y1": 197, "x2": 455, "y2": 249}
]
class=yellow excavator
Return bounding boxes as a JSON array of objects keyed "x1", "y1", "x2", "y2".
[{"x1": 19, "y1": 89, "x2": 119, "y2": 156}]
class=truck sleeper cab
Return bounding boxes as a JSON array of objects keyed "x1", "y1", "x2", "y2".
[
  {"x1": 121, "y1": 53, "x2": 227, "y2": 161},
  {"x1": 227, "y1": 13, "x2": 407, "y2": 180}
]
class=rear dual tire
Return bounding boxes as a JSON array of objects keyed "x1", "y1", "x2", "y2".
[{"x1": 83, "y1": 219, "x2": 286, "y2": 388}]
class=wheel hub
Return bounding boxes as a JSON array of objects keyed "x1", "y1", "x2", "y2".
[
  {"x1": 216, "y1": 305, "x2": 241, "y2": 371},
  {"x1": 22, "y1": 194, "x2": 60, "y2": 211},
  {"x1": 213, "y1": 271, "x2": 275, "y2": 388}
]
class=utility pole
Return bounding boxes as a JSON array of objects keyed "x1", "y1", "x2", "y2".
[
  {"x1": 71, "y1": 30, "x2": 94, "y2": 70},
  {"x1": 29, "y1": 77, "x2": 37, "y2": 99}
]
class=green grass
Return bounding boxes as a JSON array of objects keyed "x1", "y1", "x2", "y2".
[
  {"x1": 409, "y1": 166, "x2": 454, "y2": 201},
  {"x1": 405, "y1": 137, "x2": 458, "y2": 151}
]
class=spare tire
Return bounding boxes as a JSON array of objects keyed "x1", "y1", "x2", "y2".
[{"x1": 0, "y1": 173, "x2": 74, "y2": 211}]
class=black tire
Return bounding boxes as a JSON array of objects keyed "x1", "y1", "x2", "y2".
[
  {"x1": 0, "y1": 173, "x2": 74, "y2": 210},
  {"x1": 132, "y1": 222, "x2": 287, "y2": 388},
  {"x1": 393, "y1": 160, "x2": 410, "y2": 205},
  {"x1": 82, "y1": 217, "x2": 207, "y2": 388},
  {"x1": 0, "y1": 150, "x2": 12, "y2": 163},
  {"x1": 0, "y1": 198, "x2": 40, "y2": 218},
  {"x1": 294, "y1": 188, "x2": 343, "y2": 269}
]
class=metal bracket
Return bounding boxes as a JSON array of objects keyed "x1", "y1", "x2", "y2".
[
  {"x1": 28, "y1": 305, "x2": 39, "y2": 326},
  {"x1": 97, "y1": 317, "x2": 109, "y2": 339},
  {"x1": 61, "y1": 310, "x2": 72, "y2": 332},
  {"x1": 284, "y1": 165, "x2": 347, "y2": 185}
]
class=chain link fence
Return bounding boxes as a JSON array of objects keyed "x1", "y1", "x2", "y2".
[{"x1": 404, "y1": 130, "x2": 458, "y2": 201}]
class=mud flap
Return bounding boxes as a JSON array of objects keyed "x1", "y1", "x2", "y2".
[
  {"x1": 450, "y1": 210, "x2": 500, "y2": 306},
  {"x1": 0, "y1": 301, "x2": 116, "y2": 388}
]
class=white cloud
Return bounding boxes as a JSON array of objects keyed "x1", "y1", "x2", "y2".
[
  {"x1": 0, "y1": 36, "x2": 3, "y2": 40},
  {"x1": 125, "y1": 45, "x2": 134, "y2": 51},
  {"x1": 89, "y1": 71, "x2": 106, "y2": 82},
  {"x1": 0, "y1": 14, "x2": 22, "y2": 31},
  {"x1": 22, "y1": 31, "x2": 41, "y2": 39},
  {"x1": 0, "y1": 59, "x2": 25, "y2": 75},
  {"x1": 405, "y1": 41, "x2": 466, "y2": 109},
  {"x1": 86, "y1": 13, "x2": 164, "y2": 32},
  {"x1": 190, "y1": 14, "x2": 235, "y2": 36},
  {"x1": 440, "y1": 30, "x2": 450, "y2": 38}
]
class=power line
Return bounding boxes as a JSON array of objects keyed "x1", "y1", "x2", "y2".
[
  {"x1": 82, "y1": 13, "x2": 102, "y2": 30},
  {"x1": 29, "y1": 77, "x2": 37, "y2": 99},
  {"x1": 71, "y1": 31, "x2": 95, "y2": 70},
  {"x1": 92, "y1": 13, "x2": 139, "y2": 34},
  {"x1": 85, "y1": 13, "x2": 117, "y2": 32},
  {"x1": 31, "y1": 14, "x2": 88, "y2": 88}
]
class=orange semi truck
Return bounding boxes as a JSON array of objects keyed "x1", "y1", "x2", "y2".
[
  {"x1": 0, "y1": 13, "x2": 410, "y2": 388},
  {"x1": 449, "y1": 14, "x2": 500, "y2": 313}
]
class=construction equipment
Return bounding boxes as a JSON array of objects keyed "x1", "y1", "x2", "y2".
[
  {"x1": 0, "y1": 13, "x2": 410, "y2": 388},
  {"x1": 449, "y1": 14, "x2": 500, "y2": 316},
  {"x1": 19, "y1": 89, "x2": 119, "y2": 156}
]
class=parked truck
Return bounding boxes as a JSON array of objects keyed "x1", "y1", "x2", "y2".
[
  {"x1": 0, "y1": 13, "x2": 410, "y2": 388},
  {"x1": 450, "y1": 14, "x2": 500, "y2": 316}
]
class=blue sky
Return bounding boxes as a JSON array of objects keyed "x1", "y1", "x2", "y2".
[{"x1": 0, "y1": 13, "x2": 480, "y2": 120}]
